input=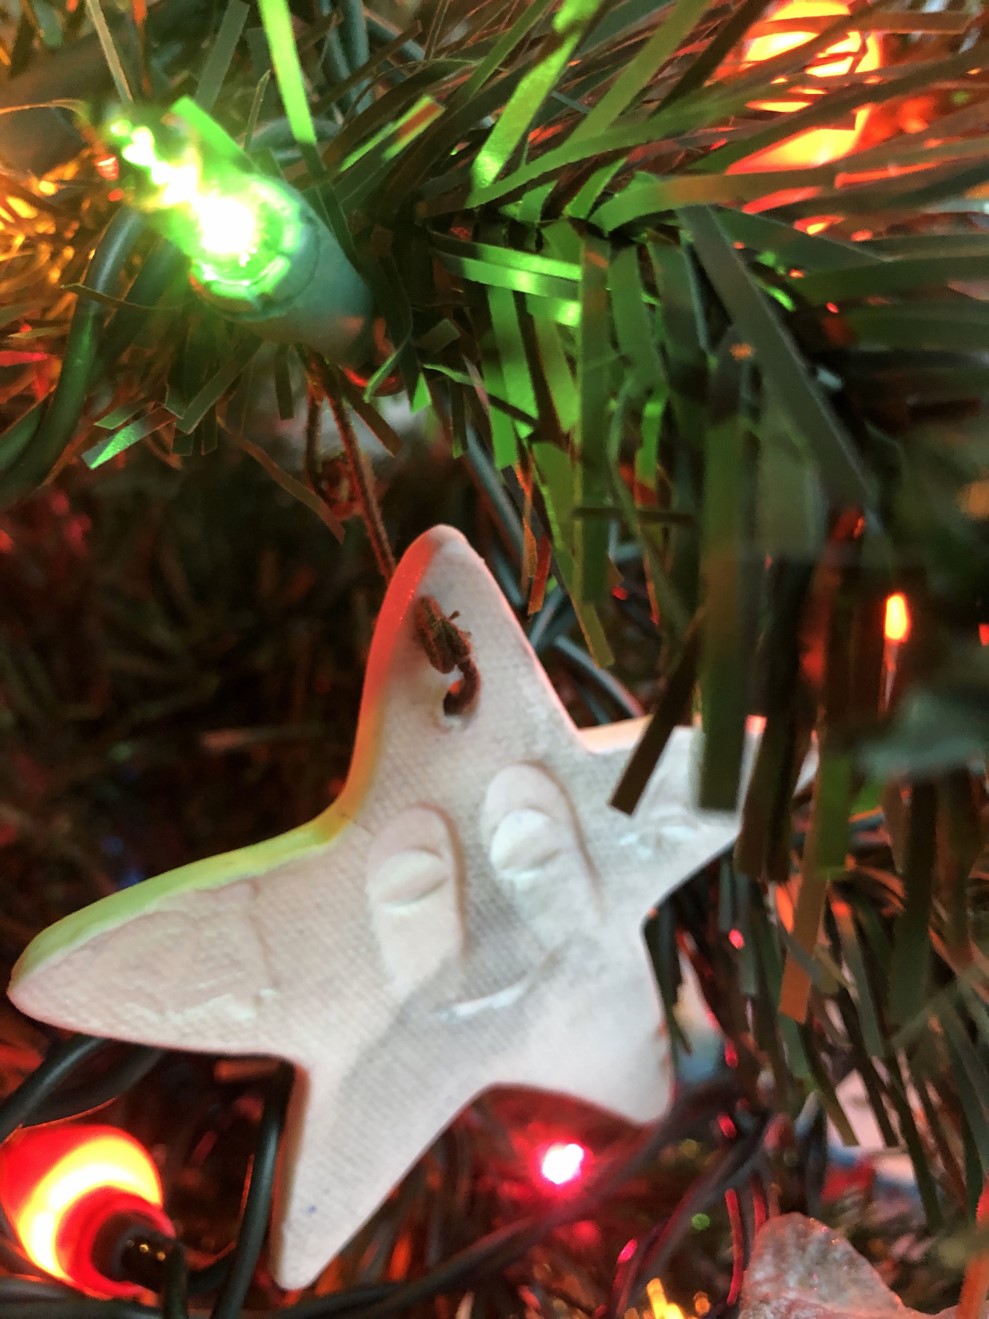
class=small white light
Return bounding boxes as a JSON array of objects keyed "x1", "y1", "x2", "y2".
[{"x1": 540, "y1": 1141, "x2": 586, "y2": 1186}]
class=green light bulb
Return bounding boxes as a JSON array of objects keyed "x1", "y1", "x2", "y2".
[
  {"x1": 196, "y1": 193, "x2": 261, "y2": 260},
  {"x1": 184, "y1": 176, "x2": 301, "y2": 303},
  {"x1": 119, "y1": 126, "x2": 156, "y2": 171},
  {"x1": 104, "y1": 109, "x2": 295, "y2": 300},
  {"x1": 101, "y1": 100, "x2": 374, "y2": 362}
]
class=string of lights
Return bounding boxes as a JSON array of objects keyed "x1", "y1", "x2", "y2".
[{"x1": 0, "y1": 1036, "x2": 758, "y2": 1318}]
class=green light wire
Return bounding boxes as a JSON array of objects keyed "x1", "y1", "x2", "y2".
[{"x1": 0, "y1": 209, "x2": 145, "y2": 506}]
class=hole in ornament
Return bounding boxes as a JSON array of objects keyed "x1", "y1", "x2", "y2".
[
  {"x1": 445, "y1": 680, "x2": 469, "y2": 712},
  {"x1": 442, "y1": 656, "x2": 479, "y2": 717}
]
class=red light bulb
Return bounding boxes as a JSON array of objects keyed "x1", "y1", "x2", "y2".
[
  {"x1": 0, "y1": 1124, "x2": 173, "y2": 1298},
  {"x1": 539, "y1": 1141, "x2": 587, "y2": 1186},
  {"x1": 95, "y1": 154, "x2": 120, "y2": 182}
]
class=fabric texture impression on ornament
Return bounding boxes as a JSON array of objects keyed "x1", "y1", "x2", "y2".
[{"x1": 9, "y1": 526, "x2": 796, "y2": 1291}]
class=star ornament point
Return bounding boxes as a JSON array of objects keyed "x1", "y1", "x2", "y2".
[{"x1": 9, "y1": 526, "x2": 780, "y2": 1290}]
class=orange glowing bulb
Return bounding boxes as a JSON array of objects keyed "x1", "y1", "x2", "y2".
[
  {"x1": 647, "y1": 1277, "x2": 690, "y2": 1319},
  {"x1": 0, "y1": 1125, "x2": 170, "y2": 1296},
  {"x1": 730, "y1": 0, "x2": 882, "y2": 172},
  {"x1": 884, "y1": 593, "x2": 910, "y2": 644}
]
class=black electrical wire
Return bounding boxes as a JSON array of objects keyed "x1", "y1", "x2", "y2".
[
  {"x1": 276, "y1": 1282, "x2": 399, "y2": 1318},
  {"x1": 365, "y1": 12, "x2": 425, "y2": 65},
  {"x1": 25, "y1": 1045, "x2": 164, "y2": 1126},
  {"x1": 339, "y1": 0, "x2": 370, "y2": 81},
  {"x1": 323, "y1": 28, "x2": 357, "y2": 99},
  {"x1": 0, "y1": 1034, "x2": 114, "y2": 1255},
  {"x1": 571, "y1": 680, "x2": 612, "y2": 726},
  {"x1": 116, "y1": 1234, "x2": 191, "y2": 1319},
  {"x1": 247, "y1": 118, "x2": 341, "y2": 166},
  {"x1": 97, "y1": 241, "x2": 189, "y2": 370},
  {"x1": 0, "y1": 1051, "x2": 286, "y2": 1315},
  {"x1": 208, "y1": 1065, "x2": 293, "y2": 1319},
  {"x1": 0, "y1": 1035, "x2": 108, "y2": 1145},
  {"x1": 315, "y1": 0, "x2": 360, "y2": 112},
  {"x1": 162, "y1": 1242, "x2": 190, "y2": 1319},
  {"x1": 608, "y1": 1113, "x2": 771, "y2": 1319},
  {"x1": 187, "y1": 1081, "x2": 746, "y2": 1319},
  {"x1": 186, "y1": 1248, "x2": 236, "y2": 1298},
  {"x1": 526, "y1": 587, "x2": 572, "y2": 653},
  {"x1": 528, "y1": 541, "x2": 656, "y2": 655},
  {"x1": 486, "y1": 536, "x2": 524, "y2": 610},
  {"x1": 341, "y1": 0, "x2": 375, "y2": 114},
  {"x1": 1, "y1": 208, "x2": 146, "y2": 506},
  {"x1": 0, "y1": 1277, "x2": 75, "y2": 1302},
  {"x1": 552, "y1": 636, "x2": 644, "y2": 720},
  {"x1": 2, "y1": 299, "x2": 723, "y2": 1319},
  {"x1": 465, "y1": 429, "x2": 526, "y2": 562},
  {"x1": 1, "y1": 228, "x2": 185, "y2": 511},
  {"x1": 791, "y1": 1100, "x2": 828, "y2": 1220}
]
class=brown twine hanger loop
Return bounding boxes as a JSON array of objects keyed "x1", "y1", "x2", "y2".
[{"x1": 413, "y1": 595, "x2": 480, "y2": 716}]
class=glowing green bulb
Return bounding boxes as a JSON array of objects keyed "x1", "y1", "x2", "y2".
[
  {"x1": 107, "y1": 117, "x2": 134, "y2": 143},
  {"x1": 195, "y1": 193, "x2": 261, "y2": 260},
  {"x1": 187, "y1": 177, "x2": 300, "y2": 299},
  {"x1": 105, "y1": 110, "x2": 305, "y2": 304},
  {"x1": 99, "y1": 101, "x2": 372, "y2": 360},
  {"x1": 120, "y1": 126, "x2": 156, "y2": 170},
  {"x1": 119, "y1": 126, "x2": 205, "y2": 211}
]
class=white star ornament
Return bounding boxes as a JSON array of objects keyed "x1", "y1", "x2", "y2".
[{"x1": 9, "y1": 526, "x2": 780, "y2": 1291}]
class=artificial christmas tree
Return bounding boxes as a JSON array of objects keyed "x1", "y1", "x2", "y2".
[{"x1": 1, "y1": 0, "x2": 988, "y2": 1315}]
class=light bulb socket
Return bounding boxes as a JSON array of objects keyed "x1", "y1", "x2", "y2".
[
  {"x1": 104, "y1": 1222, "x2": 180, "y2": 1292},
  {"x1": 57, "y1": 1187, "x2": 174, "y2": 1298},
  {"x1": 190, "y1": 181, "x2": 374, "y2": 365}
]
